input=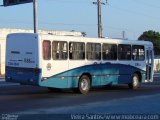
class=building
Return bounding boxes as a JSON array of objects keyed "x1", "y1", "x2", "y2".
[
  {"x1": 154, "y1": 55, "x2": 160, "y2": 72},
  {"x1": 0, "y1": 28, "x2": 83, "y2": 75}
]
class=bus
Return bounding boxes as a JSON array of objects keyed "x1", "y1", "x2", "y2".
[{"x1": 5, "y1": 33, "x2": 154, "y2": 94}]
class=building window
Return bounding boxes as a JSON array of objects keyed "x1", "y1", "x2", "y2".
[
  {"x1": 52, "y1": 41, "x2": 68, "y2": 60},
  {"x1": 43, "y1": 40, "x2": 51, "y2": 60},
  {"x1": 118, "y1": 44, "x2": 131, "y2": 60},
  {"x1": 103, "y1": 44, "x2": 117, "y2": 60},
  {"x1": 69, "y1": 42, "x2": 85, "y2": 60},
  {"x1": 87, "y1": 43, "x2": 101, "y2": 60},
  {"x1": 132, "y1": 45, "x2": 145, "y2": 61}
]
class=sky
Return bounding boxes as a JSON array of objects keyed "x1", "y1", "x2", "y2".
[{"x1": 0, "y1": 0, "x2": 160, "y2": 40}]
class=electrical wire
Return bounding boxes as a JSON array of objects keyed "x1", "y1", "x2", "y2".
[{"x1": 107, "y1": 3, "x2": 160, "y2": 22}]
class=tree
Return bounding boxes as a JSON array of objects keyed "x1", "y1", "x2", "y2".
[
  {"x1": 138, "y1": 30, "x2": 160, "y2": 55},
  {"x1": 81, "y1": 32, "x2": 87, "y2": 37}
]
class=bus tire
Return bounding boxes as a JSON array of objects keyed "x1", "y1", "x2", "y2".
[
  {"x1": 78, "y1": 75, "x2": 91, "y2": 94},
  {"x1": 128, "y1": 73, "x2": 140, "y2": 89}
]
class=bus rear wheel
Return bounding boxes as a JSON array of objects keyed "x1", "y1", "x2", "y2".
[
  {"x1": 78, "y1": 75, "x2": 91, "y2": 94},
  {"x1": 128, "y1": 73, "x2": 140, "y2": 89}
]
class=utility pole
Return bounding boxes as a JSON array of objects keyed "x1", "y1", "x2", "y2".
[
  {"x1": 97, "y1": 0, "x2": 102, "y2": 38},
  {"x1": 33, "y1": 0, "x2": 38, "y2": 33},
  {"x1": 3, "y1": 0, "x2": 38, "y2": 33},
  {"x1": 93, "y1": 0, "x2": 107, "y2": 38},
  {"x1": 122, "y1": 31, "x2": 125, "y2": 39}
]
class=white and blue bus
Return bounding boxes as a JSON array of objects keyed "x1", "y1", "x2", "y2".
[{"x1": 5, "y1": 33, "x2": 154, "y2": 94}]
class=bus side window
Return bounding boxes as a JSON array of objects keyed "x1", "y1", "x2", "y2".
[
  {"x1": 102, "y1": 43, "x2": 117, "y2": 60},
  {"x1": 132, "y1": 45, "x2": 144, "y2": 61},
  {"x1": 52, "y1": 41, "x2": 68, "y2": 60},
  {"x1": 69, "y1": 42, "x2": 85, "y2": 60},
  {"x1": 118, "y1": 44, "x2": 131, "y2": 60},
  {"x1": 86, "y1": 43, "x2": 101, "y2": 60},
  {"x1": 43, "y1": 40, "x2": 51, "y2": 60}
]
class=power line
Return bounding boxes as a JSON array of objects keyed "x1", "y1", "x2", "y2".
[
  {"x1": 0, "y1": 18, "x2": 142, "y2": 33},
  {"x1": 108, "y1": 3, "x2": 160, "y2": 22},
  {"x1": 46, "y1": 0, "x2": 93, "y2": 4},
  {"x1": 130, "y1": 0, "x2": 160, "y2": 9},
  {"x1": 1, "y1": 0, "x2": 159, "y2": 39}
]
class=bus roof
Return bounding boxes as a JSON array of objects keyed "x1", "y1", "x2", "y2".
[{"x1": 7, "y1": 33, "x2": 153, "y2": 47}]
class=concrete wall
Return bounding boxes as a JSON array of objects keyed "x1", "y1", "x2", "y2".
[
  {"x1": 154, "y1": 59, "x2": 160, "y2": 72},
  {"x1": 0, "y1": 39, "x2": 6, "y2": 75},
  {"x1": 0, "y1": 28, "x2": 82, "y2": 38}
]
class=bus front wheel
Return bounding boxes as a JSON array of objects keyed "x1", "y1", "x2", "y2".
[
  {"x1": 128, "y1": 73, "x2": 140, "y2": 89},
  {"x1": 78, "y1": 75, "x2": 91, "y2": 94}
]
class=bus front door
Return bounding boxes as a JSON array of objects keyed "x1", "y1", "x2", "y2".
[{"x1": 146, "y1": 49, "x2": 153, "y2": 82}]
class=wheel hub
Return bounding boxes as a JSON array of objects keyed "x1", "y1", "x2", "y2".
[
  {"x1": 81, "y1": 79, "x2": 89, "y2": 91},
  {"x1": 133, "y1": 76, "x2": 138, "y2": 86}
]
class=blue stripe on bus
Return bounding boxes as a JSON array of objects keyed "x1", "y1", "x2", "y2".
[{"x1": 40, "y1": 63, "x2": 146, "y2": 89}]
